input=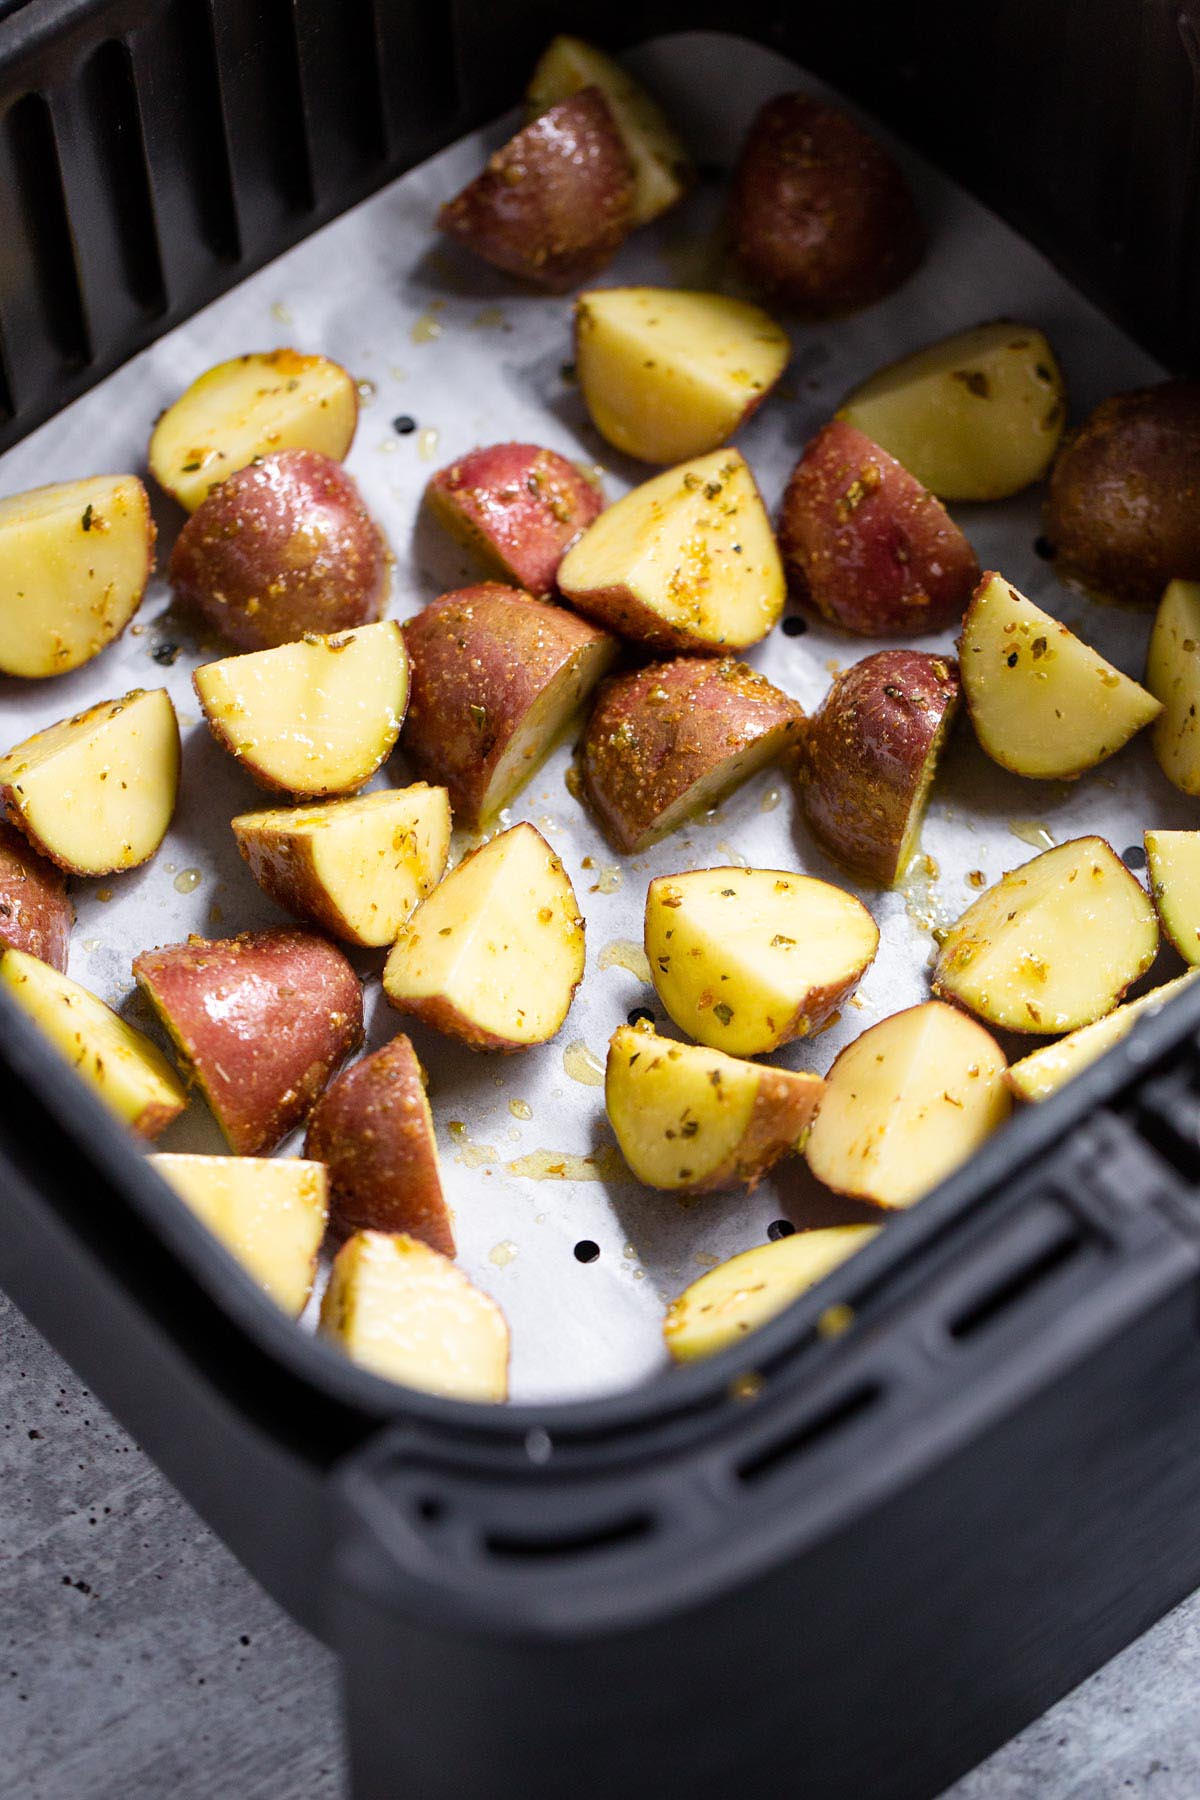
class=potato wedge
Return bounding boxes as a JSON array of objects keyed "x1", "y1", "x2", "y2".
[
  {"x1": 0, "y1": 687, "x2": 179, "y2": 876},
  {"x1": 149, "y1": 350, "x2": 357, "y2": 512},
  {"x1": 606, "y1": 1022, "x2": 822, "y2": 1194},
  {"x1": 663, "y1": 1225, "x2": 880, "y2": 1362},
  {"x1": 1146, "y1": 829, "x2": 1200, "y2": 963},
  {"x1": 149, "y1": 1153, "x2": 327, "y2": 1316},
  {"x1": 805, "y1": 1002, "x2": 1010, "y2": 1207},
  {"x1": 839, "y1": 323, "x2": 1066, "y2": 500},
  {"x1": 0, "y1": 823, "x2": 72, "y2": 970},
  {"x1": 193, "y1": 622, "x2": 407, "y2": 797},
  {"x1": 573, "y1": 288, "x2": 789, "y2": 465},
  {"x1": 645, "y1": 867, "x2": 878, "y2": 1056},
  {"x1": 557, "y1": 449, "x2": 785, "y2": 653},
  {"x1": 961, "y1": 571, "x2": 1160, "y2": 778},
  {"x1": 232, "y1": 785, "x2": 450, "y2": 948},
  {"x1": 0, "y1": 475, "x2": 155, "y2": 678},
  {"x1": 0, "y1": 946, "x2": 185, "y2": 1138},
  {"x1": 932, "y1": 837, "x2": 1158, "y2": 1033},
  {"x1": 1006, "y1": 971, "x2": 1200, "y2": 1104},
  {"x1": 1147, "y1": 579, "x2": 1200, "y2": 795},
  {"x1": 383, "y1": 823, "x2": 584, "y2": 1050},
  {"x1": 424, "y1": 444, "x2": 603, "y2": 600}
]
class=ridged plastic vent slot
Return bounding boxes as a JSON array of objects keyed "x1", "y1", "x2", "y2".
[
  {"x1": 946, "y1": 1226, "x2": 1086, "y2": 1342},
  {"x1": 736, "y1": 1382, "x2": 884, "y2": 1488},
  {"x1": 483, "y1": 1512, "x2": 654, "y2": 1562}
]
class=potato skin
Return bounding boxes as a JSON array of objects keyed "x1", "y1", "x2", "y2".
[
  {"x1": 0, "y1": 823, "x2": 72, "y2": 971},
  {"x1": 779, "y1": 420, "x2": 979, "y2": 636},
  {"x1": 730, "y1": 94, "x2": 923, "y2": 315},
  {"x1": 437, "y1": 89, "x2": 634, "y2": 292},
  {"x1": 425, "y1": 444, "x2": 603, "y2": 599},
  {"x1": 1047, "y1": 383, "x2": 1200, "y2": 605}
]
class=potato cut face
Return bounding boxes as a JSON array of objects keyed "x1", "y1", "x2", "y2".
[
  {"x1": 1006, "y1": 971, "x2": 1200, "y2": 1103},
  {"x1": 806, "y1": 1001, "x2": 1010, "y2": 1207},
  {"x1": 149, "y1": 350, "x2": 357, "y2": 511},
  {"x1": 194, "y1": 622, "x2": 407, "y2": 797},
  {"x1": 1146, "y1": 829, "x2": 1200, "y2": 963},
  {"x1": 932, "y1": 836, "x2": 1158, "y2": 1032},
  {"x1": 961, "y1": 573, "x2": 1160, "y2": 778},
  {"x1": 664, "y1": 1225, "x2": 880, "y2": 1362},
  {"x1": 0, "y1": 475, "x2": 154, "y2": 678},
  {"x1": 0, "y1": 947, "x2": 185, "y2": 1137},
  {"x1": 1147, "y1": 580, "x2": 1200, "y2": 795},
  {"x1": 645, "y1": 867, "x2": 878, "y2": 1056},
  {"x1": 839, "y1": 323, "x2": 1066, "y2": 501},
  {"x1": 383, "y1": 823, "x2": 584, "y2": 1049},
  {"x1": 149, "y1": 1153, "x2": 327, "y2": 1316},
  {"x1": 0, "y1": 687, "x2": 179, "y2": 875},
  {"x1": 574, "y1": 288, "x2": 789, "y2": 464},
  {"x1": 558, "y1": 449, "x2": 785, "y2": 652},
  {"x1": 320, "y1": 1230, "x2": 509, "y2": 1401}
]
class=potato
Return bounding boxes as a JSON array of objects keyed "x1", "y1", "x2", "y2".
[
  {"x1": 1046, "y1": 383, "x2": 1200, "y2": 605},
  {"x1": 401, "y1": 585, "x2": 616, "y2": 829},
  {"x1": 0, "y1": 823, "x2": 72, "y2": 971},
  {"x1": 663, "y1": 1225, "x2": 880, "y2": 1363},
  {"x1": 1006, "y1": 971, "x2": 1200, "y2": 1104},
  {"x1": 961, "y1": 571, "x2": 1160, "y2": 778},
  {"x1": 424, "y1": 443, "x2": 603, "y2": 600},
  {"x1": 437, "y1": 90, "x2": 633, "y2": 292},
  {"x1": 148, "y1": 1153, "x2": 327, "y2": 1316},
  {"x1": 0, "y1": 475, "x2": 155, "y2": 678},
  {"x1": 232, "y1": 784, "x2": 450, "y2": 948},
  {"x1": 557, "y1": 449, "x2": 785, "y2": 654},
  {"x1": 193, "y1": 621, "x2": 407, "y2": 797},
  {"x1": 384, "y1": 823, "x2": 583, "y2": 1050},
  {"x1": 605, "y1": 1022, "x2": 823, "y2": 1194},
  {"x1": 149, "y1": 350, "x2": 357, "y2": 513},
  {"x1": 320, "y1": 1230, "x2": 509, "y2": 1402},
  {"x1": 729, "y1": 93, "x2": 922, "y2": 315},
  {"x1": 932, "y1": 837, "x2": 1158, "y2": 1033},
  {"x1": 1146, "y1": 829, "x2": 1200, "y2": 963},
  {"x1": 305, "y1": 1034, "x2": 452, "y2": 1255},
  {"x1": 805, "y1": 1002, "x2": 1010, "y2": 1208},
  {"x1": 134, "y1": 928, "x2": 363, "y2": 1155},
  {"x1": 645, "y1": 866, "x2": 878, "y2": 1056},
  {"x1": 0, "y1": 946, "x2": 185, "y2": 1138},
  {"x1": 526, "y1": 35, "x2": 691, "y2": 225},
  {"x1": 839, "y1": 323, "x2": 1066, "y2": 501},
  {"x1": 799, "y1": 650, "x2": 959, "y2": 885},
  {"x1": 0, "y1": 687, "x2": 179, "y2": 876},
  {"x1": 581, "y1": 656, "x2": 803, "y2": 855},
  {"x1": 1146, "y1": 579, "x2": 1200, "y2": 794},
  {"x1": 573, "y1": 288, "x2": 789, "y2": 465}
]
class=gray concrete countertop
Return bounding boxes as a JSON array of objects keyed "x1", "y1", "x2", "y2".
[{"x1": 1, "y1": 1285, "x2": 1196, "y2": 1800}]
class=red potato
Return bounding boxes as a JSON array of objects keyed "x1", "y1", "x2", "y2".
[
  {"x1": 0, "y1": 823, "x2": 72, "y2": 970},
  {"x1": 778, "y1": 420, "x2": 979, "y2": 636},
  {"x1": 169, "y1": 450, "x2": 389, "y2": 651},
  {"x1": 424, "y1": 443, "x2": 603, "y2": 599},
  {"x1": 134, "y1": 929, "x2": 363, "y2": 1155},
  {"x1": 437, "y1": 90, "x2": 634, "y2": 292}
]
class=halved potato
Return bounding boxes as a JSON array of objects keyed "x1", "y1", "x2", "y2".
[
  {"x1": 149, "y1": 350, "x2": 357, "y2": 512},
  {"x1": 0, "y1": 946, "x2": 185, "y2": 1138},
  {"x1": 663, "y1": 1225, "x2": 880, "y2": 1362},
  {"x1": 605, "y1": 1021, "x2": 823, "y2": 1194},
  {"x1": 0, "y1": 688, "x2": 179, "y2": 876},
  {"x1": 932, "y1": 837, "x2": 1158, "y2": 1033},
  {"x1": 1006, "y1": 971, "x2": 1200, "y2": 1103},
  {"x1": 1146, "y1": 829, "x2": 1200, "y2": 963},
  {"x1": 194, "y1": 622, "x2": 407, "y2": 797},
  {"x1": 805, "y1": 1001, "x2": 1010, "y2": 1207},
  {"x1": 961, "y1": 571, "x2": 1160, "y2": 777},
  {"x1": 1146, "y1": 579, "x2": 1200, "y2": 795},
  {"x1": 645, "y1": 866, "x2": 878, "y2": 1056},
  {"x1": 149, "y1": 1153, "x2": 327, "y2": 1316},
  {"x1": 0, "y1": 823, "x2": 72, "y2": 970}
]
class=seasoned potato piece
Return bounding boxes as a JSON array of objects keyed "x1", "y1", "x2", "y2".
[
  {"x1": 424, "y1": 444, "x2": 603, "y2": 600},
  {"x1": 645, "y1": 867, "x2": 878, "y2": 1056},
  {"x1": 1147, "y1": 580, "x2": 1200, "y2": 794},
  {"x1": 663, "y1": 1226, "x2": 880, "y2": 1362},
  {"x1": 805, "y1": 1002, "x2": 1010, "y2": 1207},
  {"x1": 0, "y1": 823, "x2": 72, "y2": 970},
  {"x1": 1146, "y1": 829, "x2": 1200, "y2": 963},
  {"x1": 149, "y1": 1154, "x2": 328, "y2": 1316},
  {"x1": 932, "y1": 837, "x2": 1158, "y2": 1033},
  {"x1": 1006, "y1": 971, "x2": 1200, "y2": 1103}
]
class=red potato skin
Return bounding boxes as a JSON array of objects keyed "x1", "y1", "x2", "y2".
[
  {"x1": 0, "y1": 823, "x2": 72, "y2": 971},
  {"x1": 730, "y1": 94, "x2": 923, "y2": 316},
  {"x1": 133, "y1": 928, "x2": 363, "y2": 1155},
  {"x1": 437, "y1": 89, "x2": 634, "y2": 292},
  {"x1": 305, "y1": 1034, "x2": 453, "y2": 1256},
  {"x1": 169, "y1": 450, "x2": 389, "y2": 651},
  {"x1": 425, "y1": 443, "x2": 603, "y2": 599},
  {"x1": 779, "y1": 420, "x2": 979, "y2": 636}
]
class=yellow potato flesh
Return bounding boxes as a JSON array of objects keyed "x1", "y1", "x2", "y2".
[
  {"x1": 839, "y1": 322, "x2": 1066, "y2": 500},
  {"x1": 1146, "y1": 828, "x2": 1200, "y2": 963},
  {"x1": 150, "y1": 1153, "x2": 327, "y2": 1316},
  {"x1": 149, "y1": 350, "x2": 357, "y2": 511},
  {"x1": 1006, "y1": 970, "x2": 1200, "y2": 1103},
  {"x1": 932, "y1": 837, "x2": 1158, "y2": 1033},
  {"x1": 962, "y1": 573, "x2": 1160, "y2": 778},
  {"x1": 320, "y1": 1230, "x2": 509, "y2": 1401},
  {"x1": 663, "y1": 1225, "x2": 880, "y2": 1362},
  {"x1": 645, "y1": 867, "x2": 878, "y2": 1056},
  {"x1": 0, "y1": 687, "x2": 179, "y2": 875},
  {"x1": 194, "y1": 623, "x2": 407, "y2": 797},
  {"x1": 574, "y1": 288, "x2": 789, "y2": 463},
  {"x1": 1147, "y1": 580, "x2": 1200, "y2": 795},
  {"x1": 805, "y1": 1002, "x2": 1011, "y2": 1208}
]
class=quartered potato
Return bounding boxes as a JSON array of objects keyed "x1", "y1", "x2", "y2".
[
  {"x1": 0, "y1": 823, "x2": 72, "y2": 971},
  {"x1": 149, "y1": 1153, "x2": 328, "y2": 1316},
  {"x1": 1146, "y1": 829, "x2": 1200, "y2": 963},
  {"x1": 1006, "y1": 971, "x2": 1200, "y2": 1103},
  {"x1": 424, "y1": 444, "x2": 603, "y2": 600},
  {"x1": 1146, "y1": 579, "x2": 1200, "y2": 794}
]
